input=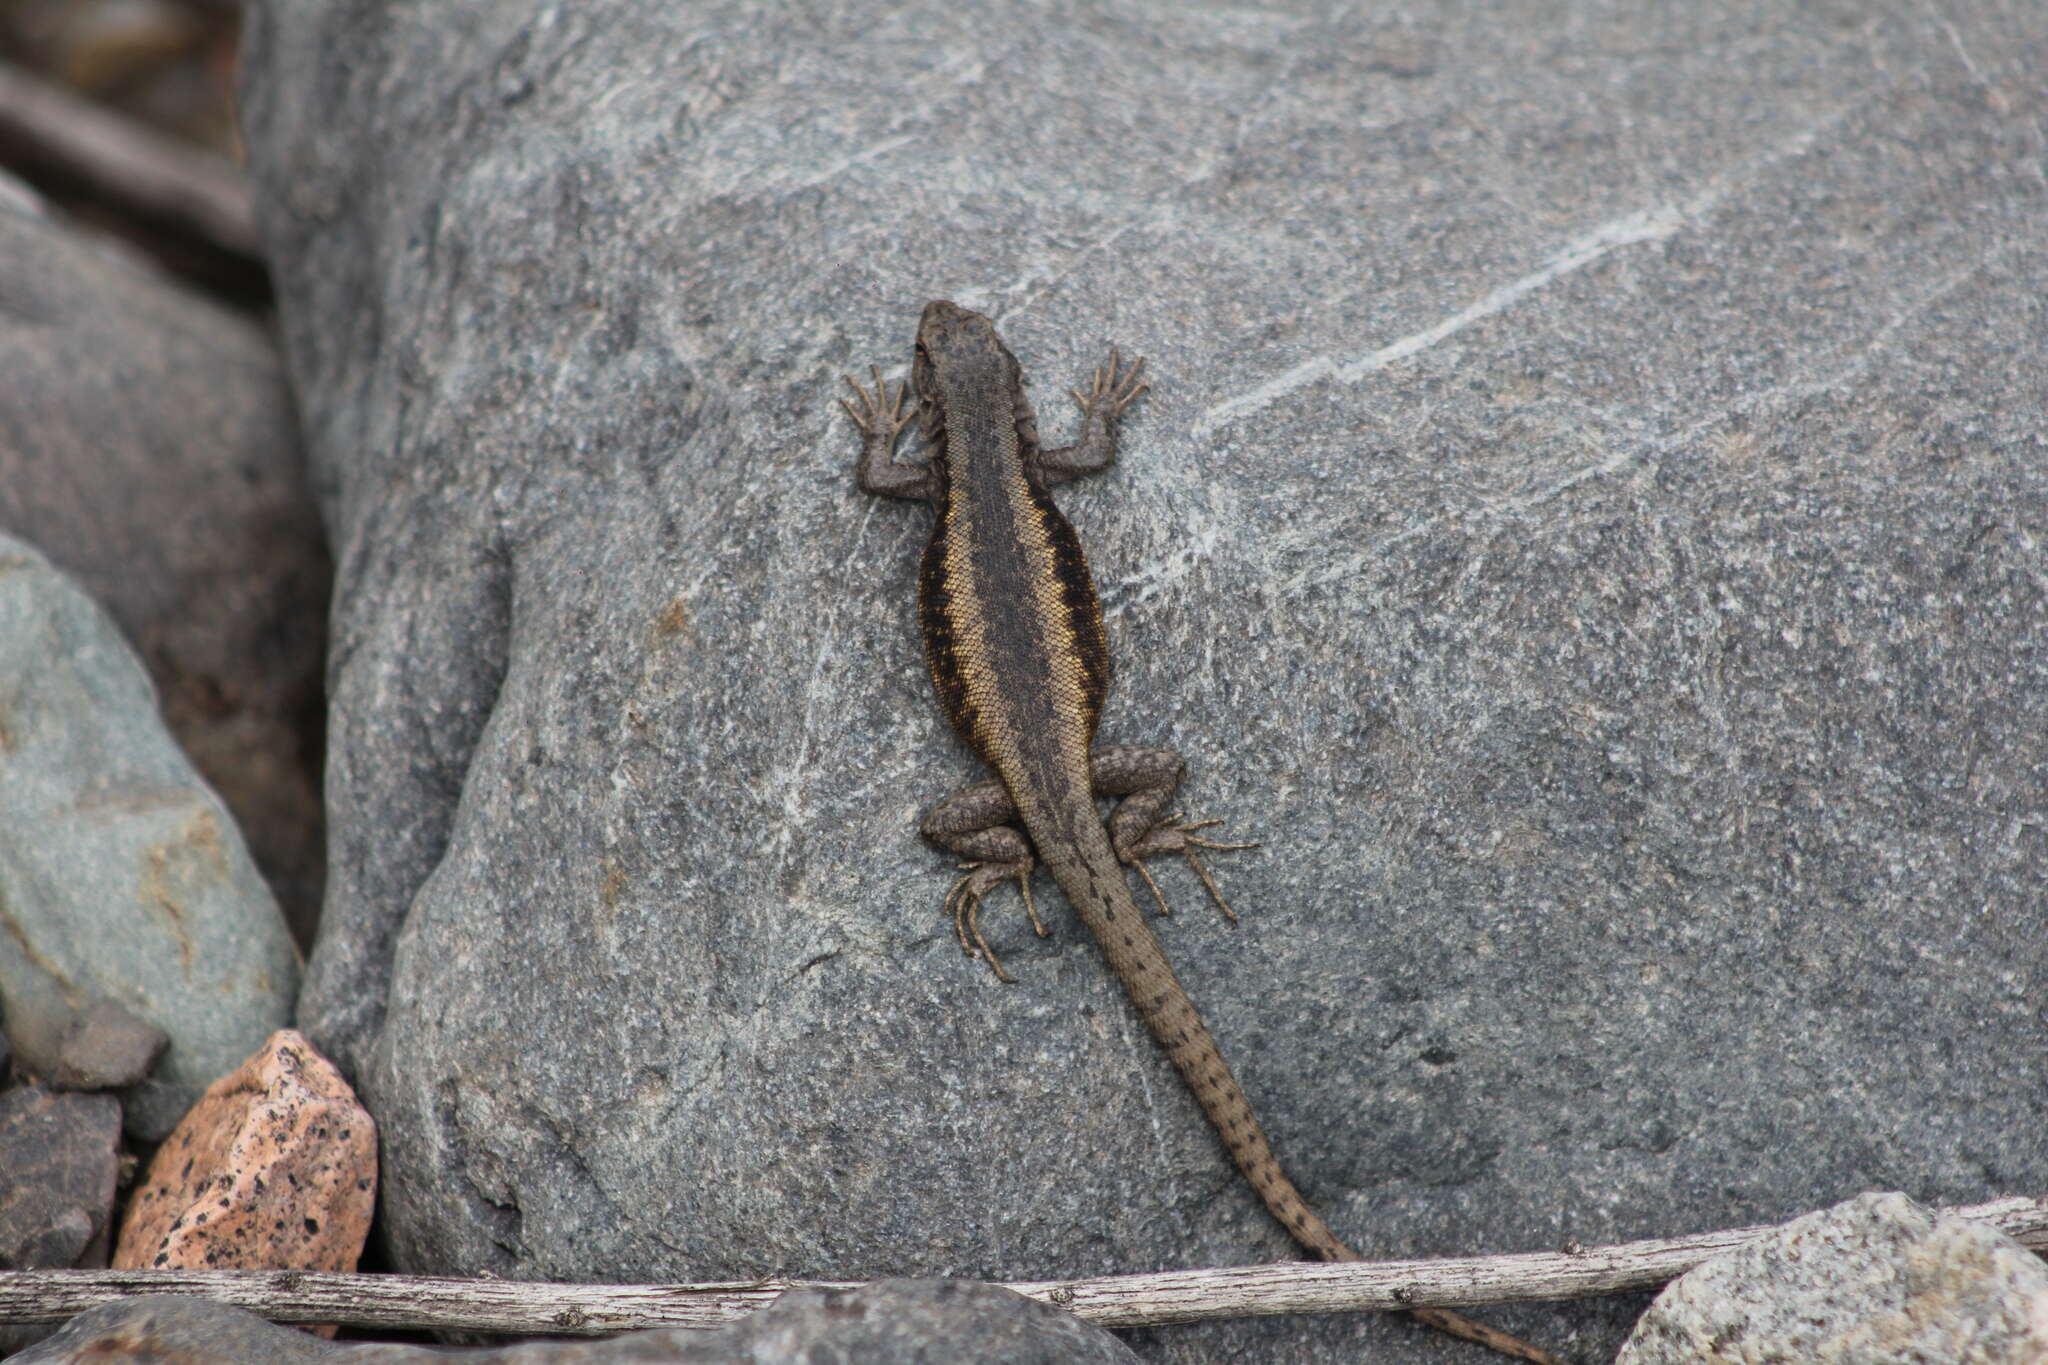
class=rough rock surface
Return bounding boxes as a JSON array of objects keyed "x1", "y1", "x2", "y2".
[
  {"x1": 1618, "y1": 1192, "x2": 2048, "y2": 1364},
  {"x1": 0, "y1": 1085, "x2": 122, "y2": 1269},
  {"x1": 248, "y1": 3, "x2": 2046, "y2": 1362},
  {"x1": 0, "y1": 534, "x2": 301, "y2": 1139},
  {"x1": 45, "y1": 998, "x2": 170, "y2": 1092},
  {"x1": 115, "y1": 1030, "x2": 375, "y2": 1279},
  {"x1": 12, "y1": 1281, "x2": 1143, "y2": 1364},
  {"x1": 0, "y1": 178, "x2": 330, "y2": 943},
  {"x1": 0, "y1": 1085, "x2": 123, "y2": 1355}
]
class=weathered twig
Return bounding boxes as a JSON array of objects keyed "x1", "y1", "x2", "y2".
[
  {"x1": 0, "y1": 1197, "x2": 2039, "y2": 1336},
  {"x1": 0, "y1": 59, "x2": 258, "y2": 262}
]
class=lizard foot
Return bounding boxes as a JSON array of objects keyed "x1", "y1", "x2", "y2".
[
  {"x1": 838, "y1": 366, "x2": 915, "y2": 439},
  {"x1": 1069, "y1": 348, "x2": 1148, "y2": 420},
  {"x1": 1120, "y1": 817, "x2": 1257, "y2": 923},
  {"x1": 942, "y1": 858, "x2": 1044, "y2": 983}
]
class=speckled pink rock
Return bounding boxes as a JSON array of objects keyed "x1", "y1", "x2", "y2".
[{"x1": 113, "y1": 1029, "x2": 375, "y2": 1291}]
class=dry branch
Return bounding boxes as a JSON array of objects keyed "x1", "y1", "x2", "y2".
[
  {"x1": 0, "y1": 59, "x2": 257, "y2": 261},
  {"x1": 0, "y1": 1196, "x2": 2040, "y2": 1336}
]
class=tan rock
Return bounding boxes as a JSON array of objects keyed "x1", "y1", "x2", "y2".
[{"x1": 114, "y1": 1029, "x2": 375, "y2": 1303}]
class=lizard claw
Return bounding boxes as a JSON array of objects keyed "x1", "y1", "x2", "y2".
[
  {"x1": 1118, "y1": 816, "x2": 1256, "y2": 924},
  {"x1": 1170, "y1": 817, "x2": 1259, "y2": 853},
  {"x1": 839, "y1": 366, "x2": 916, "y2": 438},
  {"x1": 942, "y1": 859, "x2": 1044, "y2": 982},
  {"x1": 1070, "y1": 348, "x2": 1148, "y2": 420}
]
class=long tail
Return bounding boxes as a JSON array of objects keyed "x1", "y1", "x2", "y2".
[{"x1": 1039, "y1": 823, "x2": 1570, "y2": 1365}]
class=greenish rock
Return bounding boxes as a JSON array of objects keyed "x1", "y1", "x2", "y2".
[{"x1": 0, "y1": 536, "x2": 300, "y2": 1138}]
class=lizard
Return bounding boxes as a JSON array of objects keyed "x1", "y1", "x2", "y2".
[{"x1": 841, "y1": 299, "x2": 1566, "y2": 1365}]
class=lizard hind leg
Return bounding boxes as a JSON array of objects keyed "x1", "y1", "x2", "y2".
[
  {"x1": 942, "y1": 860, "x2": 1042, "y2": 982},
  {"x1": 1138, "y1": 819, "x2": 1258, "y2": 922},
  {"x1": 922, "y1": 778, "x2": 1046, "y2": 981},
  {"x1": 1094, "y1": 745, "x2": 1258, "y2": 922}
]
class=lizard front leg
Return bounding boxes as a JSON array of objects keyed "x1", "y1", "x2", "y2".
[
  {"x1": 1030, "y1": 349, "x2": 1148, "y2": 485},
  {"x1": 842, "y1": 367, "x2": 931, "y2": 501}
]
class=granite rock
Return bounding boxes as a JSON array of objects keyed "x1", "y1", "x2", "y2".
[
  {"x1": 12, "y1": 1281, "x2": 1142, "y2": 1364},
  {"x1": 248, "y1": 3, "x2": 2047, "y2": 1362},
  {"x1": 1617, "y1": 1192, "x2": 2048, "y2": 1364},
  {"x1": 0, "y1": 174, "x2": 330, "y2": 944},
  {"x1": 0, "y1": 534, "x2": 301, "y2": 1139},
  {"x1": 115, "y1": 1029, "x2": 375, "y2": 1279}
]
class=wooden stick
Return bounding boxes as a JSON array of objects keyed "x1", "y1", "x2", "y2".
[
  {"x1": 0, "y1": 59, "x2": 258, "y2": 261},
  {"x1": 1, "y1": 1197, "x2": 2040, "y2": 1336}
]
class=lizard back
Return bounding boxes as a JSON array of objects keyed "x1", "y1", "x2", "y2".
[{"x1": 913, "y1": 302, "x2": 1110, "y2": 832}]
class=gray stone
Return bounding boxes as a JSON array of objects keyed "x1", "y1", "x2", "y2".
[
  {"x1": 1617, "y1": 1192, "x2": 2048, "y2": 1364},
  {"x1": 0, "y1": 1085, "x2": 123, "y2": 1357},
  {"x1": 49, "y1": 998, "x2": 169, "y2": 1092},
  {"x1": 0, "y1": 177, "x2": 330, "y2": 945},
  {"x1": 0, "y1": 1085, "x2": 121, "y2": 1269},
  {"x1": 248, "y1": 2, "x2": 2046, "y2": 1362},
  {"x1": 12, "y1": 1282, "x2": 1142, "y2": 1364},
  {"x1": 0, "y1": 536, "x2": 301, "y2": 1139}
]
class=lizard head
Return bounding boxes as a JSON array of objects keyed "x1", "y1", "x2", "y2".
[{"x1": 912, "y1": 300, "x2": 1022, "y2": 440}]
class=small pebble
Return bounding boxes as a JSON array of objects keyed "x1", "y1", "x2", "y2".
[{"x1": 114, "y1": 1028, "x2": 375, "y2": 1337}]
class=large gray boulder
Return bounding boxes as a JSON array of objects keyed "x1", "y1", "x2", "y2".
[{"x1": 248, "y1": 3, "x2": 2046, "y2": 1361}]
